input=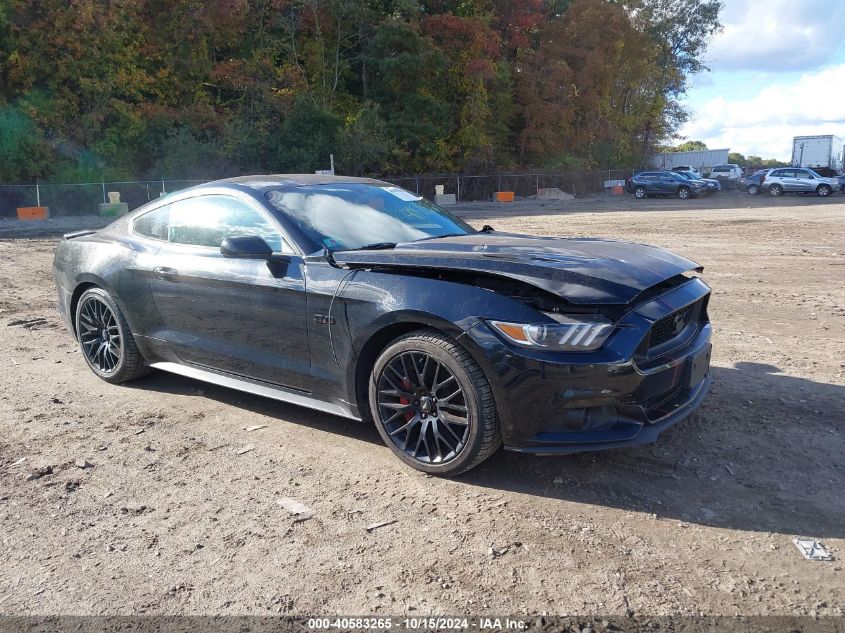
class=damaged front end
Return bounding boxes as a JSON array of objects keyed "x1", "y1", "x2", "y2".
[
  {"x1": 460, "y1": 275, "x2": 712, "y2": 454},
  {"x1": 334, "y1": 236, "x2": 712, "y2": 454}
]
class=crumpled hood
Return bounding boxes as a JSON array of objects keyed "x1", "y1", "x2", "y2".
[{"x1": 332, "y1": 232, "x2": 702, "y2": 305}]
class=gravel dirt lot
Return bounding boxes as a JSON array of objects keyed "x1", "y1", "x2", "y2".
[{"x1": 1, "y1": 192, "x2": 843, "y2": 618}]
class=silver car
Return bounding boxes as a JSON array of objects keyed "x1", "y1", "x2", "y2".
[{"x1": 761, "y1": 167, "x2": 839, "y2": 197}]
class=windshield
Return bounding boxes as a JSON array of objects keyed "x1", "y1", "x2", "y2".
[
  {"x1": 266, "y1": 184, "x2": 474, "y2": 252},
  {"x1": 672, "y1": 172, "x2": 694, "y2": 181}
]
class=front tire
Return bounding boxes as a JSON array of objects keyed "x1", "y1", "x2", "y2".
[
  {"x1": 677, "y1": 187, "x2": 690, "y2": 199},
  {"x1": 817, "y1": 184, "x2": 832, "y2": 197},
  {"x1": 75, "y1": 288, "x2": 150, "y2": 384},
  {"x1": 634, "y1": 186, "x2": 647, "y2": 199},
  {"x1": 369, "y1": 330, "x2": 501, "y2": 476},
  {"x1": 769, "y1": 184, "x2": 783, "y2": 196}
]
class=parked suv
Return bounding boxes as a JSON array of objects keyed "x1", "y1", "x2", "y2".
[
  {"x1": 759, "y1": 167, "x2": 839, "y2": 197},
  {"x1": 673, "y1": 168, "x2": 721, "y2": 193},
  {"x1": 627, "y1": 171, "x2": 705, "y2": 199},
  {"x1": 709, "y1": 164, "x2": 743, "y2": 187}
]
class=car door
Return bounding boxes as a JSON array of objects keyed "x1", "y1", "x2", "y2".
[
  {"x1": 657, "y1": 172, "x2": 677, "y2": 194},
  {"x1": 767, "y1": 169, "x2": 787, "y2": 191},
  {"x1": 793, "y1": 169, "x2": 816, "y2": 192},
  {"x1": 147, "y1": 193, "x2": 312, "y2": 391},
  {"x1": 781, "y1": 169, "x2": 801, "y2": 191}
]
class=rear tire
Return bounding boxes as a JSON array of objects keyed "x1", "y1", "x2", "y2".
[
  {"x1": 769, "y1": 184, "x2": 783, "y2": 196},
  {"x1": 368, "y1": 330, "x2": 501, "y2": 476},
  {"x1": 75, "y1": 287, "x2": 151, "y2": 384},
  {"x1": 634, "y1": 186, "x2": 647, "y2": 199},
  {"x1": 677, "y1": 187, "x2": 690, "y2": 199},
  {"x1": 817, "y1": 184, "x2": 832, "y2": 197}
]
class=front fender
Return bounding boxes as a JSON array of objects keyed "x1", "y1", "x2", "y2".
[{"x1": 335, "y1": 270, "x2": 546, "y2": 415}]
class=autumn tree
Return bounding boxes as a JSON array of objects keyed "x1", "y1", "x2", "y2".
[{"x1": 0, "y1": 0, "x2": 723, "y2": 181}]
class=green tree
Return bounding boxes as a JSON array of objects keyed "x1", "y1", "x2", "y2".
[
  {"x1": 365, "y1": 19, "x2": 453, "y2": 172},
  {"x1": 670, "y1": 140, "x2": 708, "y2": 152},
  {"x1": 623, "y1": 0, "x2": 722, "y2": 160},
  {"x1": 274, "y1": 96, "x2": 342, "y2": 172},
  {"x1": 0, "y1": 106, "x2": 51, "y2": 181},
  {"x1": 337, "y1": 102, "x2": 395, "y2": 175},
  {"x1": 728, "y1": 152, "x2": 746, "y2": 166}
]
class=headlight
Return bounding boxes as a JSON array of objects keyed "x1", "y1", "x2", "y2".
[{"x1": 489, "y1": 314, "x2": 614, "y2": 351}]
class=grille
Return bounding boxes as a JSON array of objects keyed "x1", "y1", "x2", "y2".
[{"x1": 649, "y1": 302, "x2": 696, "y2": 348}]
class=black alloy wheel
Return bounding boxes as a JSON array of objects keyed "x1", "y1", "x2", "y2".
[
  {"x1": 78, "y1": 295, "x2": 121, "y2": 373},
  {"x1": 75, "y1": 287, "x2": 150, "y2": 383},
  {"x1": 369, "y1": 330, "x2": 500, "y2": 475}
]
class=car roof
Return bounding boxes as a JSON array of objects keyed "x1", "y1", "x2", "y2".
[{"x1": 195, "y1": 174, "x2": 389, "y2": 193}]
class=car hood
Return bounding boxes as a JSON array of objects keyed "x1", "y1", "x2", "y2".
[{"x1": 332, "y1": 233, "x2": 702, "y2": 305}]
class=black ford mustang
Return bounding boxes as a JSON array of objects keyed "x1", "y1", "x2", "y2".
[{"x1": 54, "y1": 175, "x2": 712, "y2": 475}]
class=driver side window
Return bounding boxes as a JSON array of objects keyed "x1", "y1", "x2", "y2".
[{"x1": 167, "y1": 195, "x2": 290, "y2": 252}]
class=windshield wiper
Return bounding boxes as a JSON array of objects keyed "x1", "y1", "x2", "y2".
[
  {"x1": 413, "y1": 232, "x2": 464, "y2": 242},
  {"x1": 354, "y1": 242, "x2": 397, "y2": 251}
]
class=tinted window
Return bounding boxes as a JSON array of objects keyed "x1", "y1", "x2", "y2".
[
  {"x1": 167, "y1": 195, "x2": 288, "y2": 252},
  {"x1": 134, "y1": 204, "x2": 171, "y2": 241},
  {"x1": 266, "y1": 184, "x2": 474, "y2": 252},
  {"x1": 712, "y1": 167, "x2": 728, "y2": 172},
  {"x1": 795, "y1": 169, "x2": 812, "y2": 178},
  {"x1": 770, "y1": 169, "x2": 786, "y2": 177}
]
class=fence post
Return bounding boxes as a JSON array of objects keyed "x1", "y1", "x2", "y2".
[
  {"x1": 415, "y1": 176, "x2": 420, "y2": 195},
  {"x1": 456, "y1": 176, "x2": 461, "y2": 202},
  {"x1": 36, "y1": 181, "x2": 41, "y2": 208},
  {"x1": 101, "y1": 179, "x2": 107, "y2": 204},
  {"x1": 161, "y1": 179, "x2": 166, "y2": 196},
  {"x1": 535, "y1": 174, "x2": 539, "y2": 197}
]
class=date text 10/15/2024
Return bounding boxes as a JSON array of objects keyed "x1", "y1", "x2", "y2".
[{"x1": 306, "y1": 617, "x2": 527, "y2": 630}]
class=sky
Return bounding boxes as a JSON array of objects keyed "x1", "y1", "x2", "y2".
[{"x1": 680, "y1": 0, "x2": 845, "y2": 161}]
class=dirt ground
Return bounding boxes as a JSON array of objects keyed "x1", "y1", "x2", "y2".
[{"x1": 1, "y1": 192, "x2": 843, "y2": 618}]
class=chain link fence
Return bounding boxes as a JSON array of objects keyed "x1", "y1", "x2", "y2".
[
  {"x1": 0, "y1": 180, "x2": 205, "y2": 218},
  {"x1": 0, "y1": 171, "x2": 635, "y2": 218}
]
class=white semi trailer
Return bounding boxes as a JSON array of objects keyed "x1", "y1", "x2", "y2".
[{"x1": 791, "y1": 135, "x2": 843, "y2": 175}]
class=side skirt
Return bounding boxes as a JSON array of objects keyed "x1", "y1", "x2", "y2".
[{"x1": 149, "y1": 361, "x2": 361, "y2": 421}]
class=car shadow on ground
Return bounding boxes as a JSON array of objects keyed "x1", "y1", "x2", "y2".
[
  {"x1": 130, "y1": 370, "x2": 385, "y2": 446},
  {"x1": 131, "y1": 361, "x2": 844, "y2": 538},
  {"x1": 466, "y1": 362, "x2": 845, "y2": 538}
]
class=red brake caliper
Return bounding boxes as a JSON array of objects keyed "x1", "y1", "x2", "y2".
[{"x1": 400, "y1": 379, "x2": 414, "y2": 422}]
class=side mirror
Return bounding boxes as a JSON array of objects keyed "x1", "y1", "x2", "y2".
[{"x1": 220, "y1": 235, "x2": 290, "y2": 263}]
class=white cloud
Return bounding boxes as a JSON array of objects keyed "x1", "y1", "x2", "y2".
[
  {"x1": 705, "y1": 0, "x2": 845, "y2": 71},
  {"x1": 681, "y1": 64, "x2": 845, "y2": 160}
]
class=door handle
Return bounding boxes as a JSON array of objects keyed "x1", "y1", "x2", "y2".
[{"x1": 153, "y1": 266, "x2": 179, "y2": 281}]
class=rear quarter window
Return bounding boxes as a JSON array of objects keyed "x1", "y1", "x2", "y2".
[{"x1": 133, "y1": 205, "x2": 171, "y2": 241}]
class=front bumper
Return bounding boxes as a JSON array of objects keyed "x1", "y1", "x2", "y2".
[{"x1": 462, "y1": 278, "x2": 713, "y2": 454}]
